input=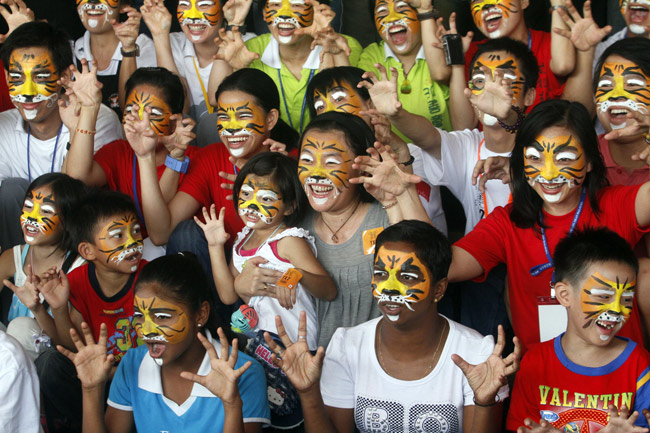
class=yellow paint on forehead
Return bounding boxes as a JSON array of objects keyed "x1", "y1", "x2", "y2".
[
  {"x1": 125, "y1": 90, "x2": 173, "y2": 136},
  {"x1": 8, "y1": 49, "x2": 60, "y2": 99}
]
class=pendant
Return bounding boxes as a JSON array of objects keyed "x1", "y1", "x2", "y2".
[
  {"x1": 400, "y1": 79, "x2": 412, "y2": 94},
  {"x1": 331, "y1": 234, "x2": 339, "y2": 243}
]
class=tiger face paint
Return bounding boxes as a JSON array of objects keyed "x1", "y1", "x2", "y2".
[
  {"x1": 124, "y1": 88, "x2": 173, "y2": 136},
  {"x1": 177, "y1": 0, "x2": 222, "y2": 42},
  {"x1": 20, "y1": 188, "x2": 60, "y2": 243},
  {"x1": 7, "y1": 48, "x2": 60, "y2": 120},
  {"x1": 619, "y1": 0, "x2": 650, "y2": 34},
  {"x1": 313, "y1": 80, "x2": 364, "y2": 117},
  {"x1": 523, "y1": 134, "x2": 588, "y2": 204},
  {"x1": 238, "y1": 175, "x2": 284, "y2": 228},
  {"x1": 579, "y1": 271, "x2": 635, "y2": 341},
  {"x1": 374, "y1": 0, "x2": 420, "y2": 54},
  {"x1": 96, "y1": 214, "x2": 143, "y2": 272},
  {"x1": 216, "y1": 98, "x2": 266, "y2": 158},
  {"x1": 595, "y1": 57, "x2": 650, "y2": 132},
  {"x1": 76, "y1": 0, "x2": 120, "y2": 30},
  {"x1": 264, "y1": 0, "x2": 314, "y2": 45},
  {"x1": 470, "y1": 0, "x2": 523, "y2": 39},
  {"x1": 133, "y1": 295, "x2": 190, "y2": 366},
  {"x1": 372, "y1": 246, "x2": 431, "y2": 321},
  {"x1": 298, "y1": 134, "x2": 352, "y2": 207}
]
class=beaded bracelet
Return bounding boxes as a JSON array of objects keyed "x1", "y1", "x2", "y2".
[
  {"x1": 382, "y1": 201, "x2": 398, "y2": 209},
  {"x1": 497, "y1": 106, "x2": 525, "y2": 134},
  {"x1": 399, "y1": 154, "x2": 415, "y2": 167},
  {"x1": 75, "y1": 128, "x2": 96, "y2": 135}
]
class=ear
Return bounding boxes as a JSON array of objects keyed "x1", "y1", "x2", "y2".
[
  {"x1": 77, "y1": 241, "x2": 96, "y2": 261},
  {"x1": 197, "y1": 300, "x2": 210, "y2": 328},
  {"x1": 283, "y1": 202, "x2": 296, "y2": 217},
  {"x1": 265, "y1": 108, "x2": 279, "y2": 132},
  {"x1": 555, "y1": 281, "x2": 573, "y2": 308},
  {"x1": 523, "y1": 87, "x2": 536, "y2": 107},
  {"x1": 586, "y1": 161, "x2": 593, "y2": 173},
  {"x1": 432, "y1": 277, "x2": 448, "y2": 303},
  {"x1": 521, "y1": 0, "x2": 530, "y2": 10}
]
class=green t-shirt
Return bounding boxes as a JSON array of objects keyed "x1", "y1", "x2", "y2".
[
  {"x1": 246, "y1": 33, "x2": 363, "y2": 133},
  {"x1": 358, "y1": 41, "x2": 452, "y2": 140}
]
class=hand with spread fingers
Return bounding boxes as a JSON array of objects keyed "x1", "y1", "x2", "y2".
[
  {"x1": 358, "y1": 64, "x2": 402, "y2": 118},
  {"x1": 223, "y1": 0, "x2": 254, "y2": 27},
  {"x1": 161, "y1": 114, "x2": 196, "y2": 161},
  {"x1": 295, "y1": 0, "x2": 335, "y2": 39},
  {"x1": 57, "y1": 322, "x2": 115, "y2": 390},
  {"x1": 465, "y1": 66, "x2": 514, "y2": 120},
  {"x1": 123, "y1": 107, "x2": 158, "y2": 157},
  {"x1": 61, "y1": 59, "x2": 104, "y2": 108},
  {"x1": 3, "y1": 264, "x2": 41, "y2": 311},
  {"x1": 603, "y1": 109, "x2": 650, "y2": 142},
  {"x1": 215, "y1": 27, "x2": 259, "y2": 70},
  {"x1": 313, "y1": 28, "x2": 351, "y2": 63},
  {"x1": 180, "y1": 328, "x2": 251, "y2": 405},
  {"x1": 112, "y1": 6, "x2": 142, "y2": 52},
  {"x1": 141, "y1": 0, "x2": 172, "y2": 37},
  {"x1": 195, "y1": 205, "x2": 231, "y2": 247},
  {"x1": 516, "y1": 418, "x2": 563, "y2": 433},
  {"x1": 37, "y1": 268, "x2": 71, "y2": 311},
  {"x1": 263, "y1": 312, "x2": 325, "y2": 393},
  {"x1": 599, "y1": 405, "x2": 649, "y2": 433},
  {"x1": 472, "y1": 156, "x2": 511, "y2": 193},
  {"x1": 552, "y1": 0, "x2": 611, "y2": 52},
  {"x1": 0, "y1": 0, "x2": 33, "y2": 43}
]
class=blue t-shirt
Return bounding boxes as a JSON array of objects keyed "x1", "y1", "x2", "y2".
[{"x1": 107, "y1": 331, "x2": 270, "y2": 431}]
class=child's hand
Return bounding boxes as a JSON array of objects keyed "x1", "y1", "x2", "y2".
[
  {"x1": 262, "y1": 138, "x2": 288, "y2": 155},
  {"x1": 3, "y1": 265, "x2": 40, "y2": 311},
  {"x1": 517, "y1": 418, "x2": 563, "y2": 433},
  {"x1": 234, "y1": 257, "x2": 284, "y2": 299},
  {"x1": 263, "y1": 312, "x2": 324, "y2": 393},
  {"x1": 112, "y1": 6, "x2": 142, "y2": 53},
  {"x1": 465, "y1": 66, "x2": 513, "y2": 120},
  {"x1": 124, "y1": 107, "x2": 158, "y2": 157},
  {"x1": 180, "y1": 328, "x2": 250, "y2": 406},
  {"x1": 37, "y1": 269, "x2": 70, "y2": 311},
  {"x1": 140, "y1": 0, "x2": 172, "y2": 37},
  {"x1": 274, "y1": 284, "x2": 297, "y2": 310},
  {"x1": 358, "y1": 64, "x2": 401, "y2": 118},
  {"x1": 552, "y1": 0, "x2": 611, "y2": 52},
  {"x1": 0, "y1": 0, "x2": 33, "y2": 43},
  {"x1": 294, "y1": 0, "x2": 334, "y2": 38},
  {"x1": 60, "y1": 59, "x2": 103, "y2": 108},
  {"x1": 215, "y1": 27, "x2": 259, "y2": 70},
  {"x1": 472, "y1": 156, "x2": 511, "y2": 193},
  {"x1": 57, "y1": 322, "x2": 114, "y2": 390},
  {"x1": 222, "y1": 0, "x2": 253, "y2": 27},
  {"x1": 600, "y1": 405, "x2": 649, "y2": 433},
  {"x1": 161, "y1": 114, "x2": 196, "y2": 161},
  {"x1": 194, "y1": 205, "x2": 231, "y2": 247},
  {"x1": 452, "y1": 324, "x2": 521, "y2": 407}
]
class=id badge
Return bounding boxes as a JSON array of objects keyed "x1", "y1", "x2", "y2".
[
  {"x1": 537, "y1": 296, "x2": 567, "y2": 342},
  {"x1": 362, "y1": 227, "x2": 384, "y2": 255}
]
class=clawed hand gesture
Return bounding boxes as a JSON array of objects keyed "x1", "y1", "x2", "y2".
[
  {"x1": 180, "y1": 328, "x2": 251, "y2": 405},
  {"x1": 3, "y1": 264, "x2": 41, "y2": 311},
  {"x1": 112, "y1": 6, "x2": 142, "y2": 51},
  {"x1": 60, "y1": 59, "x2": 104, "y2": 108},
  {"x1": 0, "y1": 0, "x2": 33, "y2": 43},
  {"x1": 215, "y1": 27, "x2": 259, "y2": 70},
  {"x1": 433, "y1": 13, "x2": 473, "y2": 55},
  {"x1": 141, "y1": 0, "x2": 172, "y2": 37},
  {"x1": 359, "y1": 64, "x2": 402, "y2": 118},
  {"x1": 472, "y1": 156, "x2": 511, "y2": 193},
  {"x1": 553, "y1": 0, "x2": 611, "y2": 52},
  {"x1": 295, "y1": 0, "x2": 335, "y2": 39},
  {"x1": 38, "y1": 268, "x2": 71, "y2": 311},
  {"x1": 465, "y1": 66, "x2": 514, "y2": 120},
  {"x1": 603, "y1": 109, "x2": 650, "y2": 143},
  {"x1": 124, "y1": 106, "x2": 158, "y2": 157},
  {"x1": 161, "y1": 114, "x2": 196, "y2": 160},
  {"x1": 58, "y1": 323, "x2": 114, "y2": 390},
  {"x1": 195, "y1": 205, "x2": 231, "y2": 247},
  {"x1": 222, "y1": 0, "x2": 253, "y2": 28},
  {"x1": 452, "y1": 325, "x2": 520, "y2": 407}
]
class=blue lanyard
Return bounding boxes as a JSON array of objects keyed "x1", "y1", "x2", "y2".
[
  {"x1": 529, "y1": 188, "x2": 587, "y2": 288},
  {"x1": 131, "y1": 155, "x2": 147, "y2": 231},
  {"x1": 277, "y1": 68, "x2": 315, "y2": 133},
  {"x1": 27, "y1": 123, "x2": 63, "y2": 183},
  {"x1": 528, "y1": 31, "x2": 532, "y2": 50}
]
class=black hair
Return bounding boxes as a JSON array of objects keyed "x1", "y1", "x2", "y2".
[
  {"x1": 306, "y1": 66, "x2": 371, "y2": 119},
  {"x1": 124, "y1": 67, "x2": 185, "y2": 115},
  {"x1": 24, "y1": 173, "x2": 88, "y2": 253},
  {"x1": 1, "y1": 21, "x2": 72, "y2": 74},
  {"x1": 300, "y1": 111, "x2": 376, "y2": 203},
  {"x1": 469, "y1": 37, "x2": 539, "y2": 93},
  {"x1": 135, "y1": 252, "x2": 233, "y2": 337},
  {"x1": 593, "y1": 38, "x2": 650, "y2": 92},
  {"x1": 509, "y1": 100, "x2": 607, "y2": 229},
  {"x1": 233, "y1": 152, "x2": 308, "y2": 227},
  {"x1": 215, "y1": 68, "x2": 299, "y2": 150},
  {"x1": 257, "y1": 0, "x2": 325, "y2": 11},
  {"x1": 554, "y1": 228, "x2": 638, "y2": 288},
  {"x1": 67, "y1": 190, "x2": 139, "y2": 250},
  {"x1": 374, "y1": 220, "x2": 452, "y2": 283}
]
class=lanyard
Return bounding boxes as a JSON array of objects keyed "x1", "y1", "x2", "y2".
[
  {"x1": 528, "y1": 31, "x2": 532, "y2": 49},
  {"x1": 529, "y1": 187, "x2": 587, "y2": 296},
  {"x1": 277, "y1": 68, "x2": 315, "y2": 133},
  {"x1": 192, "y1": 57, "x2": 214, "y2": 115},
  {"x1": 131, "y1": 155, "x2": 147, "y2": 231},
  {"x1": 477, "y1": 139, "x2": 511, "y2": 217},
  {"x1": 27, "y1": 124, "x2": 63, "y2": 183}
]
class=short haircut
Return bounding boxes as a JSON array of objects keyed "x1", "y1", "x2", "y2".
[
  {"x1": 124, "y1": 67, "x2": 185, "y2": 114},
  {"x1": 306, "y1": 66, "x2": 372, "y2": 119},
  {"x1": 469, "y1": 37, "x2": 539, "y2": 93},
  {"x1": 233, "y1": 152, "x2": 308, "y2": 227},
  {"x1": 593, "y1": 38, "x2": 650, "y2": 92},
  {"x1": 1, "y1": 21, "x2": 73, "y2": 74},
  {"x1": 374, "y1": 220, "x2": 452, "y2": 283},
  {"x1": 67, "y1": 190, "x2": 139, "y2": 250},
  {"x1": 554, "y1": 228, "x2": 639, "y2": 288}
]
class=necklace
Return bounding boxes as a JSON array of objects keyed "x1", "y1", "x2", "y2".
[
  {"x1": 376, "y1": 317, "x2": 447, "y2": 377},
  {"x1": 320, "y1": 200, "x2": 361, "y2": 243}
]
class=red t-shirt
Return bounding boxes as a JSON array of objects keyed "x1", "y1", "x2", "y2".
[
  {"x1": 178, "y1": 142, "x2": 244, "y2": 240},
  {"x1": 455, "y1": 185, "x2": 648, "y2": 351},
  {"x1": 465, "y1": 30, "x2": 565, "y2": 111},
  {"x1": 506, "y1": 336, "x2": 650, "y2": 432},
  {"x1": 598, "y1": 134, "x2": 650, "y2": 187},
  {"x1": 68, "y1": 260, "x2": 147, "y2": 363},
  {"x1": 0, "y1": 60, "x2": 13, "y2": 113}
]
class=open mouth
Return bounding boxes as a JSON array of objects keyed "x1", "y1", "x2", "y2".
[
  {"x1": 630, "y1": 3, "x2": 650, "y2": 23},
  {"x1": 381, "y1": 302, "x2": 403, "y2": 321},
  {"x1": 144, "y1": 339, "x2": 167, "y2": 365},
  {"x1": 386, "y1": 22, "x2": 408, "y2": 49},
  {"x1": 483, "y1": 9, "x2": 503, "y2": 33},
  {"x1": 22, "y1": 222, "x2": 42, "y2": 241},
  {"x1": 182, "y1": 18, "x2": 211, "y2": 40},
  {"x1": 223, "y1": 133, "x2": 252, "y2": 157},
  {"x1": 304, "y1": 178, "x2": 338, "y2": 205},
  {"x1": 113, "y1": 246, "x2": 143, "y2": 270},
  {"x1": 595, "y1": 319, "x2": 620, "y2": 340},
  {"x1": 239, "y1": 207, "x2": 272, "y2": 226},
  {"x1": 273, "y1": 17, "x2": 299, "y2": 43}
]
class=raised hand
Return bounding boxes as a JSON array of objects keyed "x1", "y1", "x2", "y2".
[
  {"x1": 262, "y1": 138, "x2": 288, "y2": 155},
  {"x1": 37, "y1": 269, "x2": 70, "y2": 311},
  {"x1": 516, "y1": 418, "x2": 563, "y2": 433},
  {"x1": 215, "y1": 27, "x2": 259, "y2": 70},
  {"x1": 552, "y1": 0, "x2": 611, "y2": 52},
  {"x1": 263, "y1": 312, "x2": 324, "y2": 393},
  {"x1": 295, "y1": 0, "x2": 335, "y2": 38},
  {"x1": 465, "y1": 66, "x2": 513, "y2": 120},
  {"x1": 3, "y1": 264, "x2": 40, "y2": 311},
  {"x1": 600, "y1": 405, "x2": 649, "y2": 433},
  {"x1": 194, "y1": 205, "x2": 231, "y2": 247},
  {"x1": 57, "y1": 323, "x2": 114, "y2": 390},
  {"x1": 222, "y1": 0, "x2": 253, "y2": 27},
  {"x1": 0, "y1": 0, "x2": 33, "y2": 43},
  {"x1": 141, "y1": 0, "x2": 172, "y2": 37},
  {"x1": 452, "y1": 325, "x2": 521, "y2": 407},
  {"x1": 161, "y1": 114, "x2": 196, "y2": 160},
  {"x1": 180, "y1": 328, "x2": 250, "y2": 405},
  {"x1": 358, "y1": 64, "x2": 401, "y2": 118},
  {"x1": 604, "y1": 109, "x2": 650, "y2": 142},
  {"x1": 123, "y1": 107, "x2": 158, "y2": 157},
  {"x1": 433, "y1": 13, "x2": 473, "y2": 54},
  {"x1": 472, "y1": 156, "x2": 511, "y2": 193},
  {"x1": 312, "y1": 28, "x2": 351, "y2": 62},
  {"x1": 112, "y1": 6, "x2": 142, "y2": 52},
  {"x1": 60, "y1": 59, "x2": 103, "y2": 108}
]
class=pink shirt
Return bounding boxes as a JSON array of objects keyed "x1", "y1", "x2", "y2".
[{"x1": 599, "y1": 134, "x2": 649, "y2": 186}]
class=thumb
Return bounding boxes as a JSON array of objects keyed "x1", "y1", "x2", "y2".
[
  {"x1": 248, "y1": 256, "x2": 269, "y2": 267},
  {"x1": 3, "y1": 279, "x2": 19, "y2": 293},
  {"x1": 451, "y1": 353, "x2": 471, "y2": 375}
]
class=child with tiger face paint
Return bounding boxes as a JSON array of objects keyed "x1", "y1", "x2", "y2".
[
  {"x1": 176, "y1": 0, "x2": 222, "y2": 44},
  {"x1": 470, "y1": 0, "x2": 527, "y2": 40},
  {"x1": 264, "y1": 0, "x2": 314, "y2": 45},
  {"x1": 374, "y1": 0, "x2": 420, "y2": 56}
]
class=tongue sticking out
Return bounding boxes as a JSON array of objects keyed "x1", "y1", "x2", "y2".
[{"x1": 149, "y1": 342, "x2": 166, "y2": 365}]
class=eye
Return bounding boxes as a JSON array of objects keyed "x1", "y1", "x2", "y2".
[
  {"x1": 556, "y1": 151, "x2": 577, "y2": 162},
  {"x1": 395, "y1": 1, "x2": 409, "y2": 10},
  {"x1": 258, "y1": 190, "x2": 279, "y2": 203},
  {"x1": 401, "y1": 272, "x2": 419, "y2": 281},
  {"x1": 525, "y1": 147, "x2": 541, "y2": 160},
  {"x1": 325, "y1": 157, "x2": 341, "y2": 165},
  {"x1": 289, "y1": 0, "x2": 306, "y2": 4},
  {"x1": 627, "y1": 78, "x2": 646, "y2": 87},
  {"x1": 239, "y1": 112, "x2": 253, "y2": 119},
  {"x1": 23, "y1": 199, "x2": 34, "y2": 210},
  {"x1": 299, "y1": 153, "x2": 314, "y2": 164},
  {"x1": 150, "y1": 108, "x2": 164, "y2": 117},
  {"x1": 35, "y1": 72, "x2": 52, "y2": 80},
  {"x1": 154, "y1": 313, "x2": 172, "y2": 320},
  {"x1": 108, "y1": 229, "x2": 123, "y2": 239},
  {"x1": 125, "y1": 105, "x2": 133, "y2": 114},
  {"x1": 178, "y1": 0, "x2": 190, "y2": 6},
  {"x1": 314, "y1": 100, "x2": 325, "y2": 112},
  {"x1": 133, "y1": 311, "x2": 143, "y2": 318},
  {"x1": 41, "y1": 204, "x2": 56, "y2": 214},
  {"x1": 597, "y1": 79, "x2": 613, "y2": 88},
  {"x1": 376, "y1": 6, "x2": 388, "y2": 15},
  {"x1": 197, "y1": 0, "x2": 214, "y2": 7},
  {"x1": 503, "y1": 72, "x2": 517, "y2": 81},
  {"x1": 331, "y1": 90, "x2": 347, "y2": 103},
  {"x1": 622, "y1": 291, "x2": 635, "y2": 299},
  {"x1": 373, "y1": 269, "x2": 388, "y2": 278},
  {"x1": 9, "y1": 72, "x2": 21, "y2": 80},
  {"x1": 132, "y1": 224, "x2": 141, "y2": 235},
  {"x1": 216, "y1": 113, "x2": 229, "y2": 121}
]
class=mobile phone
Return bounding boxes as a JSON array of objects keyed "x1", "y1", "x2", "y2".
[{"x1": 443, "y1": 34, "x2": 465, "y2": 66}]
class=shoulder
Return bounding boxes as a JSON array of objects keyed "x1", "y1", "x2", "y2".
[
  {"x1": 275, "y1": 227, "x2": 315, "y2": 246},
  {"x1": 245, "y1": 33, "x2": 272, "y2": 51},
  {"x1": 359, "y1": 42, "x2": 384, "y2": 61},
  {"x1": 327, "y1": 318, "x2": 379, "y2": 358},
  {"x1": 0, "y1": 330, "x2": 33, "y2": 370},
  {"x1": 0, "y1": 109, "x2": 21, "y2": 129},
  {"x1": 445, "y1": 319, "x2": 495, "y2": 359}
]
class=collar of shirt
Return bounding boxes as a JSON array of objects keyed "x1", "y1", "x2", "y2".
[
  {"x1": 75, "y1": 30, "x2": 126, "y2": 64},
  {"x1": 383, "y1": 42, "x2": 425, "y2": 62},
  {"x1": 260, "y1": 35, "x2": 322, "y2": 70}
]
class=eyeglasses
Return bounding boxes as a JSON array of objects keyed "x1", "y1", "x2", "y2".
[{"x1": 467, "y1": 77, "x2": 525, "y2": 92}]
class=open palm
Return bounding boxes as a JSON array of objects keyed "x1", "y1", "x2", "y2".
[{"x1": 58, "y1": 323, "x2": 114, "y2": 390}]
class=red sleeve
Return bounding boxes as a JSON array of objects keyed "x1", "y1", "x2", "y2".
[
  {"x1": 178, "y1": 144, "x2": 217, "y2": 206},
  {"x1": 94, "y1": 139, "x2": 129, "y2": 191},
  {"x1": 67, "y1": 265, "x2": 90, "y2": 321},
  {"x1": 505, "y1": 347, "x2": 542, "y2": 431},
  {"x1": 0, "y1": 61, "x2": 13, "y2": 113},
  {"x1": 599, "y1": 185, "x2": 650, "y2": 245}
]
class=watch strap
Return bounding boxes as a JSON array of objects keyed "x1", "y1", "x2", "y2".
[{"x1": 165, "y1": 155, "x2": 190, "y2": 174}]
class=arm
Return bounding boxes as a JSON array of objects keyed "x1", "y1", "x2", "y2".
[
  {"x1": 549, "y1": 0, "x2": 576, "y2": 77},
  {"x1": 448, "y1": 246, "x2": 485, "y2": 283},
  {"x1": 407, "y1": 0, "x2": 450, "y2": 83},
  {"x1": 158, "y1": 115, "x2": 196, "y2": 202},
  {"x1": 38, "y1": 269, "x2": 85, "y2": 350},
  {"x1": 0, "y1": 0, "x2": 33, "y2": 43},
  {"x1": 113, "y1": 6, "x2": 143, "y2": 111}
]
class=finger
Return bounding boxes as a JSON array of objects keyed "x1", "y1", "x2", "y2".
[
  {"x1": 376, "y1": 63, "x2": 388, "y2": 82},
  {"x1": 234, "y1": 359, "x2": 252, "y2": 377},
  {"x1": 197, "y1": 330, "x2": 220, "y2": 360},
  {"x1": 201, "y1": 206, "x2": 211, "y2": 222},
  {"x1": 179, "y1": 370, "x2": 208, "y2": 387},
  {"x1": 450, "y1": 353, "x2": 471, "y2": 375},
  {"x1": 493, "y1": 324, "x2": 506, "y2": 356},
  {"x1": 291, "y1": 286, "x2": 297, "y2": 305},
  {"x1": 297, "y1": 310, "x2": 308, "y2": 341},
  {"x1": 69, "y1": 326, "x2": 86, "y2": 352},
  {"x1": 552, "y1": 27, "x2": 572, "y2": 39},
  {"x1": 2, "y1": 279, "x2": 19, "y2": 294},
  {"x1": 216, "y1": 327, "x2": 231, "y2": 360},
  {"x1": 56, "y1": 344, "x2": 75, "y2": 362},
  {"x1": 97, "y1": 322, "x2": 108, "y2": 347},
  {"x1": 274, "y1": 314, "x2": 295, "y2": 347}
]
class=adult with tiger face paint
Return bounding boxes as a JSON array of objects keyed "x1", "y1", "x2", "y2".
[{"x1": 448, "y1": 100, "x2": 650, "y2": 353}]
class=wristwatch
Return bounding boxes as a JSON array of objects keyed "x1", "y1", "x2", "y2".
[
  {"x1": 121, "y1": 44, "x2": 140, "y2": 58},
  {"x1": 226, "y1": 23, "x2": 247, "y2": 33},
  {"x1": 165, "y1": 155, "x2": 190, "y2": 174}
]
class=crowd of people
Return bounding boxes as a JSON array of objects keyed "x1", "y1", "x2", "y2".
[{"x1": 1, "y1": 0, "x2": 650, "y2": 432}]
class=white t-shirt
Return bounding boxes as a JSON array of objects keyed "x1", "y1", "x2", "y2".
[
  {"x1": 321, "y1": 316, "x2": 507, "y2": 433},
  {"x1": 0, "y1": 106, "x2": 123, "y2": 184},
  {"x1": 74, "y1": 31, "x2": 157, "y2": 73},
  {"x1": 420, "y1": 129, "x2": 511, "y2": 234},
  {"x1": 408, "y1": 143, "x2": 447, "y2": 236},
  {"x1": 0, "y1": 330, "x2": 42, "y2": 433}
]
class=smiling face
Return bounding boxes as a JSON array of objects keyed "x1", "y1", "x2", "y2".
[
  {"x1": 20, "y1": 186, "x2": 61, "y2": 244},
  {"x1": 470, "y1": 0, "x2": 525, "y2": 39},
  {"x1": 217, "y1": 90, "x2": 268, "y2": 159},
  {"x1": 620, "y1": 0, "x2": 650, "y2": 34},
  {"x1": 238, "y1": 174, "x2": 286, "y2": 228},
  {"x1": 595, "y1": 55, "x2": 650, "y2": 134},
  {"x1": 124, "y1": 85, "x2": 173, "y2": 136},
  {"x1": 264, "y1": 0, "x2": 313, "y2": 45},
  {"x1": 374, "y1": 0, "x2": 421, "y2": 55},
  {"x1": 177, "y1": 0, "x2": 222, "y2": 43},
  {"x1": 7, "y1": 47, "x2": 61, "y2": 122},
  {"x1": 94, "y1": 213, "x2": 143, "y2": 273},
  {"x1": 76, "y1": 0, "x2": 120, "y2": 32},
  {"x1": 313, "y1": 79, "x2": 366, "y2": 117},
  {"x1": 523, "y1": 129, "x2": 589, "y2": 206}
]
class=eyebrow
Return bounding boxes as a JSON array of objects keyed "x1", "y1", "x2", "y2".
[
  {"x1": 303, "y1": 138, "x2": 346, "y2": 153},
  {"x1": 326, "y1": 85, "x2": 348, "y2": 94},
  {"x1": 400, "y1": 256, "x2": 423, "y2": 275},
  {"x1": 42, "y1": 194, "x2": 56, "y2": 205}
]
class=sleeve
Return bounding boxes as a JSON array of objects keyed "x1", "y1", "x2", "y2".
[
  {"x1": 135, "y1": 34, "x2": 158, "y2": 68},
  {"x1": 107, "y1": 352, "x2": 134, "y2": 411},
  {"x1": 237, "y1": 355, "x2": 271, "y2": 424},
  {"x1": 93, "y1": 140, "x2": 122, "y2": 191},
  {"x1": 343, "y1": 35, "x2": 363, "y2": 67},
  {"x1": 320, "y1": 328, "x2": 356, "y2": 409},
  {"x1": 633, "y1": 364, "x2": 650, "y2": 428},
  {"x1": 67, "y1": 267, "x2": 90, "y2": 320},
  {"x1": 505, "y1": 352, "x2": 539, "y2": 432},
  {"x1": 94, "y1": 104, "x2": 125, "y2": 149},
  {"x1": 245, "y1": 34, "x2": 267, "y2": 56},
  {"x1": 178, "y1": 146, "x2": 213, "y2": 206},
  {"x1": 601, "y1": 185, "x2": 650, "y2": 244}
]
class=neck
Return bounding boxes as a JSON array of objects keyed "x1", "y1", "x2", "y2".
[
  {"x1": 542, "y1": 187, "x2": 583, "y2": 216},
  {"x1": 278, "y1": 36, "x2": 313, "y2": 63},
  {"x1": 90, "y1": 30, "x2": 119, "y2": 49},
  {"x1": 321, "y1": 196, "x2": 362, "y2": 223},
  {"x1": 483, "y1": 124, "x2": 516, "y2": 153},
  {"x1": 93, "y1": 264, "x2": 131, "y2": 298},
  {"x1": 194, "y1": 39, "x2": 220, "y2": 66},
  {"x1": 165, "y1": 333, "x2": 206, "y2": 373},
  {"x1": 560, "y1": 329, "x2": 625, "y2": 367},
  {"x1": 607, "y1": 137, "x2": 648, "y2": 168},
  {"x1": 30, "y1": 242, "x2": 64, "y2": 262},
  {"x1": 396, "y1": 48, "x2": 419, "y2": 75},
  {"x1": 508, "y1": 22, "x2": 529, "y2": 44},
  {"x1": 380, "y1": 313, "x2": 444, "y2": 358},
  {"x1": 27, "y1": 111, "x2": 62, "y2": 140}
]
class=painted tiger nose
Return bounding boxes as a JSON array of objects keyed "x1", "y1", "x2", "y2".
[
  {"x1": 226, "y1": 128, "x2": 241, "y2": 134},
  {"x1": 248, "y1": 204, "x2": 260, "y2": 211}
]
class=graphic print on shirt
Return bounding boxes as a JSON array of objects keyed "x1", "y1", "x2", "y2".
[{"x1": 355, "y1": 396, "x2": 459, "y2": 433}]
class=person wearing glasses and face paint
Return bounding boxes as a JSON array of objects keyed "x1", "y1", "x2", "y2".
[{"x1": 257, "y1": 220, "x2": 519, "y2": 433}]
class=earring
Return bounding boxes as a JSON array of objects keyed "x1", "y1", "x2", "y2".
[{"x1": 197, "y1": 323, "x2": 203, "y2": 328}]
